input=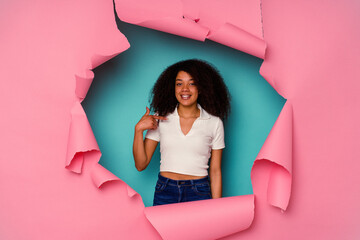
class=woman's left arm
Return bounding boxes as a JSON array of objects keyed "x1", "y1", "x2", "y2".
[{"x1": 209, "y1": 149, "x2": 223, "y2": 198}]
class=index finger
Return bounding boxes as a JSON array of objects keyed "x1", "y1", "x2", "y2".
[{"x1": 153, "y1": 115, "x2": 168, "y2": 120}]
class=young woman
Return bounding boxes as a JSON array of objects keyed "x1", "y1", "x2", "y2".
[{"x1": 133, "y1": 59, "x2": 230, "y2": 206}]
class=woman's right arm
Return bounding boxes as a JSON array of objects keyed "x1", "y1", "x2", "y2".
[{"x1": 133, "y1": 107, "x2": 167, "y2": 171}]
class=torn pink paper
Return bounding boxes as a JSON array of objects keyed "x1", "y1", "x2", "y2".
[
  {"x1": 66, "y1": 25, "x2": 137, "y2": 198},
  {"x1": 91, "y1": 163, "x2": 120, "y2": 188},
  {"x1": 115, "y1": 0, "x2": 266, "y2": 58},
  {"x1": 115, "y1": 0, "x2": 209, "y2": 41},
  {"x1": 193, "y1": 0, "x2": 266, "y2": 58},
  {"x1": 187, "y1": 0, "x2": 264, "y2": 38},
  {"x1": 207, "y1": 22, "x2": 266, "y2": 59},
  {"x1": 252, "y1": 100, "x2": 293, "y2": 210},
  {"x1": 66, "y1": 21, "x2": 130, "y2": 171},
  {"x1": 66, "y1": 101, "x2": 100, "y2": 173},
  {"x1": 67, "y1": 0, "x2": 268, "y2": 238},
  {"x1": 145, "y1": 195, "x2": 254, "y2": 240},
  {"x1": 62, "y1": 2, "x2": 264, "y2": 239},
  {"x1": 63, "y1": 0, "x2": 267, "y2": 238},
  {"x1": 91, "y1": 162, "x2": 139, "y2": 198}
]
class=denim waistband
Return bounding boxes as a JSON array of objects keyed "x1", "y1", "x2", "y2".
[{"x1": 158, "y1": 173, "x2": 209, "y2": 186}]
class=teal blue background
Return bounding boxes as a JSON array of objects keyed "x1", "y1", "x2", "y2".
[{"x1": 82, "y1": 18, "x2": 286, "y2": 207}]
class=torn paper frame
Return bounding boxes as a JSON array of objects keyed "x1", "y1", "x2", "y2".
[{"x1": 65, "y1": 0, "x2": 293, "y2": 239}]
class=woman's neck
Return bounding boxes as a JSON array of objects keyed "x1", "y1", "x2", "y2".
[{"x1": 177, "y1": 104, "x2": 200, "y2": 118}]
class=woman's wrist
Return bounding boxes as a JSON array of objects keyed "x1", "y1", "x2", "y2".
[
  {"x1": 135, "y1": 127, "x2": 144, "y2": 134},
  {"x1": 134, "y1": 124, "x2": 144, "y2": 133}
]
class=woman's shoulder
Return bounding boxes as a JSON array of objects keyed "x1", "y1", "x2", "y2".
[
  {"x1": 201, "y1": 107, "x2": 223, "y2": 124},
  {"x1": 201, "y1": 112, "x2": 224, "y2": 134},
  {"x1": 210, "y1": 115, "x2": 224, "y2": 129}
]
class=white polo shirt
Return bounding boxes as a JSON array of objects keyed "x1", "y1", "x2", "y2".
[{"x1": 145, "y1": 104, "x2": 225, "y2": 176}]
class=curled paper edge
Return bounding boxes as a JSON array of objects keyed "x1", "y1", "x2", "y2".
[
  {"x1": 66, "y1": 36, "x2": 130, "y2": 171},
  {"x1": 138, "y1": 17, "x2": 209, "y2": 42},
  {"x1": 91, "y1": 163, "x2": 120, "y2": 188},
  {"x1": 90, "y1": 51, "x2": 126, "y2": 70},
  {"x1": 207, "y1": 22, "x2": 267, "y2": 59},
  {"x1": 65, "y1": 39, "x2": 130, "y2": 174},
  {"x1": 65, "y1": 101, "x2": 139, "y2": 199},
  {"x1": 90, "y1": 163, "x2": 141, "y2": 199},
  {"x1": 252, "y1": 100, "x2": 293, "y2": 210},
  {"x1": 267, "y1": 162, "x2": 292, "y2": 210},
  {"x1": 75, "y1": 71, "x2": 95, "y2": 101},
  {"x1": 144, "y1": 195, "x2": 255, "y2": 240},
  {"x1": 115, "y1": 0, "x2": 209, "y2": 41},
  {"x1": 65, "y1": 101, "x2": 100, "y2": 172},
  {"x1": 66, "y1": 35, "x2": 130, "y2": 171},
  {"x1": 115, "y1": 0, "x2": 265, "y2": 58}
]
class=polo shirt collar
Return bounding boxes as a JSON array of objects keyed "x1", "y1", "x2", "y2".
[{"x1": 173, "y1": 104, "x2": 211, "y2": 120}]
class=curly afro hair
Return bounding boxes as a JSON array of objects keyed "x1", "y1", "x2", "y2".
[{"x1": 150, "y1": 59, "x2": 231, "y2": 120}]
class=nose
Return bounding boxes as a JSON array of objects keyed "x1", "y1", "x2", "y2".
[{"x1": 182, "y1": 84, "x2": 190, "y2": 91}]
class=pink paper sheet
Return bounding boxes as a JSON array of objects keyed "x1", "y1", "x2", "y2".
[{"x1": 1, "y1": 0, "x2": 359, "y2": 239}]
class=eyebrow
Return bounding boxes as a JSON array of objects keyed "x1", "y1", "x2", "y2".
[{"x1": 175, "y1": 79, "x2": 194, "y2": 81}]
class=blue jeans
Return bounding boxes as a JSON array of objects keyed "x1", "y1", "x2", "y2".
[{"x1": 153, "y1": 173, "x2": 212, "y2": 206}]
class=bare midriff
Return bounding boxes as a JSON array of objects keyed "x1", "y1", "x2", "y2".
[{"x1": 160, "y1": 171, "x2": 207, "y2": 180}]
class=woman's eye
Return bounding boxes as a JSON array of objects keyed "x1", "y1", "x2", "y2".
[{"x1": 176, "y1": 83, "x2": 182, "y2": 86}]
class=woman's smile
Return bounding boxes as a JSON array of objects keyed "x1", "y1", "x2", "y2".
[{"x1": 180, "y1": 94, "x2": 191, "y2": 100}]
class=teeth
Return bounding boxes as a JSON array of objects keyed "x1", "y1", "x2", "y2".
[{"x1": 181, "y1": 95, "x2": 190, "y2": 99}]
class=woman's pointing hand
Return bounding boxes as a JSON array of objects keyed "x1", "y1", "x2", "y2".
[{"x1": 135, "y1": 107, "x2": 167, "y2": 132}]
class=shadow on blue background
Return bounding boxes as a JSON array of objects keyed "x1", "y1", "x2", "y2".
[{"x1": 82, "y1": 16, "x2": 285, "y2": 207}]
